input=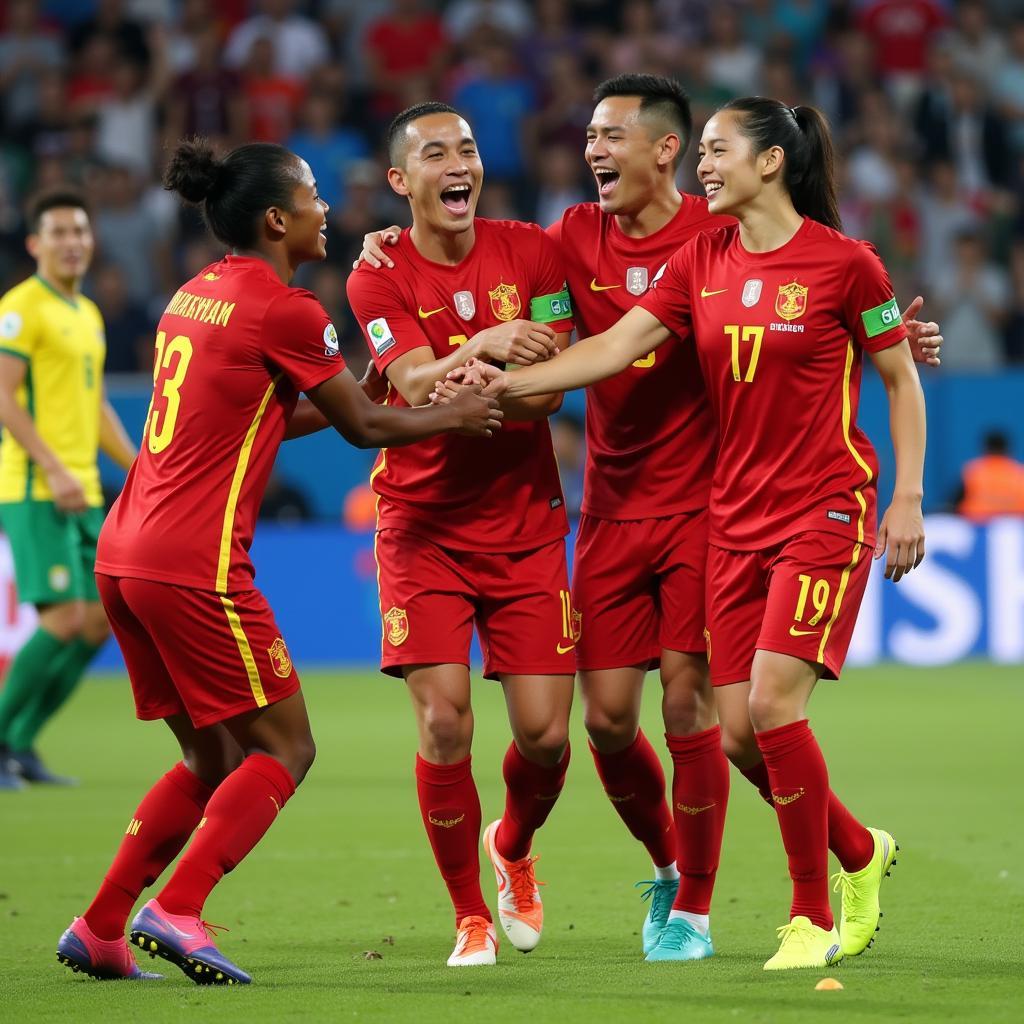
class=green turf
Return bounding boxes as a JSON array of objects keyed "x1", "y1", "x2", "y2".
[{"x1": 1, "y1": 665, "x2": 1022, "y2": 1023}]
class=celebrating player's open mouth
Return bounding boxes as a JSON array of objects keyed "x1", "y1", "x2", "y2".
[{"x1": 439, "y1": 181, "x2": 474, "y2": 219}]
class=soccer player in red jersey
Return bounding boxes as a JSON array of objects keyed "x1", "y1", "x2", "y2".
[
  {"x1": 345, "y1": 103, "x2": 577, "y2": 967},
  {"x1": 54, "y1": 139, "x2": 501, "y2": 985},
  {"x1": 444, "y1": 97, "x2": 927, "y2": 972}
]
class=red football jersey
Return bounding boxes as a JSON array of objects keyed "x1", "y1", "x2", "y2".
[
  {"x1": 96, "y1": 255, "x2": 344, "y2": 592},
  {"x1": 640, "y1": 218, "x2": 908, "y2": 550},
  {"x1": 346, "y1": 219, "x2": 573, "y2": 552},
  {"x1": 550, "y1": 194, "x2": 729, "y2": 520}
]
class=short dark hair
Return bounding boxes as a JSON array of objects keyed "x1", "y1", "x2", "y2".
[
  {"x1": 27, "y1": 187, "x2": 90, "y2": 232},
  {"x1": 984, "y1": 430, "x2": 1009, "y2": 455},
  {"x1": 593, "y1": 73, "x2": 693, "y2": 161},
  {"x1": 387, "y1": 101, "x2": 462, "y2": 167},
  {"x1": 163, "y1": 137, "x2": 302, "y2": 250}
]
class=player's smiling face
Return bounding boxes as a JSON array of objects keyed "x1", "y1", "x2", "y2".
[
  {"x1": 697, "y1": 111, "x2": 781, "y2": 217},
  {"x1": 29, "y1": 207, "x2": 94, "y2": 284},
  {"x1": 586, "y1": 97, "x2": 677, "y2": 216},
  {"x1": 286, "y1": 158, "x2": 329, "y2": 262},
  {"x1": 388, "y1": 113, "x2": 482, "y2": 235}
]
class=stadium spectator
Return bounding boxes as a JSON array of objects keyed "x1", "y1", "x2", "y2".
[
  {"x1": 532, "y1": 144, "x2": 588, "y2": 229},
  {"x1": 916, "y1": 159, "x2": 981, "y2": 285},
  {"x1": 993, "y1": 21, "x2": 1024, "y2": 156},
  {"x1": 68, "y1": 0, "x2": 149, "y2": 68},
  {"x1": 90, "y1": 262, "x2": 152, "y2": 373},
  {"x1": 929, "y1": 229, "x2": 1011, "y2": 370},
  {"x1": 286, "y1": 92, "x2": 370, "y2": 214},
  {"x1": 442, "y1": 0, "x2": 534, "y2": 42},
  {"x1": 0, "y1": 0, "x2": 64, "y2": 132},
  {"x1": 856, "y1": 0, "x2": 948, "y2": 101},
  {"x1": 957, "y1": 431, "x2": 1024, "y2": 521},
  {"x1": 605, "y1": 0, "x2": 682, "y2": 77},
  {"x1": 363, "y1": 0, "x2": 448, "y2": 121},
  {"x1": 224, "y1": 0, "x2": 330, "y2": 81},
  {"x1": 705, "y1": 5, "x2": 761, "y2": 96},
  {"x1": 240, "y1": 36, "x2": 306, "y2": 144},
  {"x1": 943, "y1": 0, "x2": 1006, "y2": 89},
  {"x1": 164, "y1": 23, "x2": 245, "y2": 148}
]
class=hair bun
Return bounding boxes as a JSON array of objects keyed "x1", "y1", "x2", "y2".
[{"x1": 163, "y1": 138, "x2": 224, "y2": 204}]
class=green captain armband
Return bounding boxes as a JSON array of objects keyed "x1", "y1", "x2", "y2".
[
  {"x1": 530, "y1": 289, "x2": 572, "y2": 323},
  {"x1": 860, "y1": 297, "x2": 901, "y2": 339}
]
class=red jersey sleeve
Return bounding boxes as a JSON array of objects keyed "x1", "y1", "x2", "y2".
[
  {"x1": 842, "y1": 242, "x2": 908, "y2": 353},
  {"x1": 261, "y1": 289, "x2": 346, "y2": 393},
  {"x1": 637, "y1": 244, "x2": 693, "y2": 337},
  {"x1": 545, "y1": 216, "x2": 563, "y2": 246},
  {"x1": 345, "y1": 266, "x2": 431, "y2": 374},
  {"x1": 526, "y1": 226, "x2": 573, "y2": 333}
]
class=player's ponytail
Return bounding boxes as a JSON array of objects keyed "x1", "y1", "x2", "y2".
[
  {"x1": 163, "y1": 137, "x2": 302, "y2": 250},
  {"x1": 721, "y1": 97, "x2": 841, "y2": 231}
]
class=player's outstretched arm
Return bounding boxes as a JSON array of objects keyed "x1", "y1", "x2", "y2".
[
  {"x1": 286, "y1": 364, "x2": 390, "y2": 440},
  {"x1": 870, "y1": 340, "x2": 927, "y2": 583},
  {"x1": 99, "y1": 388, "x2": 138, "y2": 470},
  {"x1": 306, "y1": 367, "x2": 502, "y2": 449},
  {"x1": 445, "y1": 306, "x2": 672, "y2": 402},
  {"x1": 0, "y1": 353, "x2": 88, "y2": 511},
  {"x1": 901, "y1": 295, "x2": 943, "y2": 367}
]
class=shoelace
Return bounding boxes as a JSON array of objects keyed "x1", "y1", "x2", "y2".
[
  {"x1": 655, "y1": 919, "x2": 696, "y2": 951},
  {"x1": 458, "y1": 917, "x2": 493, "y2": 954},
  {"x1": 635, "y1": 879, "x2": 675, "y2": 923},
  {"x1": 830, "y1": 870, "x2": 863, "y2": 919},
  {"x1": 775, "y1": 920, "x2": 814, "y2": 949},
  {"x1": 507, "y1": 855, "x2": 543, "y2": 912},
  {"x1": 199, "y1": 920, "x2": 228, "y2": 941}
]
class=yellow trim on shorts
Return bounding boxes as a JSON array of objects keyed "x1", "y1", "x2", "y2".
[
  {"x1": 220, "y1": 595, "x2": 267, "y2": 707},
  {"x1": 216, "y1": 375, "x2": 281, "y2": 594},
  {"x1": 817, "y1": 340, "x2": 873, "y2": 663}
]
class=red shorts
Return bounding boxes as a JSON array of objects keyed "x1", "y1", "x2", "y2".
[
  {"x1": 97, "y1": 574, "x2": 300, "y2": 729},
  {"x1": 705, "y1": 531, "x2": 872, "y2": 686},
  {"x1": 374, "y1": 529, "x2": 575, "y2": 679},
  {"x1": 572, "y1": 510, "x2": 708, "y2": 671}
]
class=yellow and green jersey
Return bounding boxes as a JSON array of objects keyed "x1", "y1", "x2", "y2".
[{"x1": 0, "y1": 275, "x2": 106, "y2": 506}]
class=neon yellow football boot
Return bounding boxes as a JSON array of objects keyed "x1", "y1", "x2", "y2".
[
  {"x1": 832, "y1": 826, "x2": 898, "y2": 956},
  {"x1": 763, "y1": 916, "x2": 843, "y2": 971}
]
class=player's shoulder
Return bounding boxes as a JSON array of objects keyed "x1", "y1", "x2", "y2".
[
  {"x1": 0, "y1": 275, "x2": 44, "y2": 309},
  {"x1": 265, "y1": 283, "x2": 329, "y2": 324},
  {"x1": 477, "y1": 217, "x2": 548, "y2": 243},
  {"x1": 556, "y1": 201, "x2": 603, "y2": 237},
  {"x1": 802, "y1": 219, "x2": 882, "y2": 267}
]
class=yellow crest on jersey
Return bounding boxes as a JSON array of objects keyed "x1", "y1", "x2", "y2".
[
  {"x1": 384, "y1": 606, "x2": 409, "y2": 646},
  {"x1": 775, "y1": 280, "x2": 808, "y2": 321},
  {"x1": 488, "y1": 282, "x2": 522, "y2": 322},
  {"x1": 267, "y1": 637, "x2": 292, "y2": 678}
]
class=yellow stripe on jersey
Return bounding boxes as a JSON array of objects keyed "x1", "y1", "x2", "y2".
[
  {"x1": 369, "y1": 440, "x2": 389, "y2": 661},
  {"x1": 216, "y1": 375, "x2": 281, "y2": 594},
  {"x1": 817, "y1": 340, "x2": 873, "y2": 663},
  {"x1": 219, "y1": 595, "x2": 267, "y2": 707}
]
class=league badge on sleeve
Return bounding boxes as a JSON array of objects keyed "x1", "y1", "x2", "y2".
[
  {"x1": 454, "y1": 291, "x2": 476, "y2": 320},
  {"x1": 775, "y1": 281, "x2": 809, "y2": 321},
  {"x1": 0, "y1": 311, "x2": 23, "y2": 339},
  {"x1": 323, "y1": 322, "x2": 340, "y2": 356},
  {"x1": 366, "y1": 317, "x2": 396, "y2": 356},
  {"x1": 626, "y1": 267, "x2": 649, "y2": 295}
]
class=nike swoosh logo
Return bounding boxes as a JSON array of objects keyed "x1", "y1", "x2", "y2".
[
  {"x1": 161, "y1": 920, "x2": 194, "y2": 939},
  {"x1": 789, "y1": 626, "x2": 819, "y2": 637},
  {"x1": 556, "y1": 642, "x2": 576, "y2": 654},
  {"x1": 589, "y1": 278, "x2": 620, "y2": 292},
  {"x1": 418, "y1": 305, "x2": 448, "y2": 319},
  {"x1": 700, "y1": 286, "x2": 728, "y2": 298}
]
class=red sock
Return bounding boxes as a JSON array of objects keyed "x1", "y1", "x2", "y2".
[
  {"x1": 590, "y1": 730, "x2": 675, "y2": 868},
  {"x1": 415, "y1": 754, "x2": 489, "y2": 926},
  {"x1": 83, "y1": 762, "x2": 213, "y2": 940},
  {"x1": 755, "y1": 720, "x2": 833, "y2": 930},
  {"x1": 495, "y1": 742, "x2": 570, "y2": 861},
  {"x1": 665, "y1": 727, "x2": 730, "y2": 915},
  {"x1": 742, "y1": 760, "x2": 873, "y2": 872},
  {"x1": 156, "y1": 754, "x2": 296, "y2": 918}
]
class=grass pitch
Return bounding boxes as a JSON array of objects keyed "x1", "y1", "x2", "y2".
[{"x1": 1, "y1": 664, "x2": 1022, "y2": 1023}]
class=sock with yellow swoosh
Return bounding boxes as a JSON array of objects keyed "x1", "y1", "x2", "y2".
[
  {"x1": 666, "y1": 727, "x2": 729, "y2": 916},
  {"x1": 755, "y1": 721, "x2": 833, "y2": 930},
  {"x1": 416, "y1": 754, "x2": 491, "y2": 926},
  {"x1": 495, "y1": 741, "x2": 570, "y2": 861},
  {"x1": 156, "y1": 754, "x2": 296, "y2": 919}
]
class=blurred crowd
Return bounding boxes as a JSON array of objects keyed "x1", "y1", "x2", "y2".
[{"x1": 1, "y1": 0, "x2": 1024, "y2": 378}]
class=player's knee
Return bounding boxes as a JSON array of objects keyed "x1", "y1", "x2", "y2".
[
  {"x1": 514, "y1": 723, "x2": 569, "y2": 766},
  {"x1": 719, "y1": 722, "x2": 758, "y2": 768},
  {"x1": 421, "y1": 703, "x2": 471, "y2": 760},
  {"x1": 746, "y1": 684, "x2": 792, "y2": 733},
  {"x1": 661, "y1": 675, "x2": 714, "y2": 735},
  {"x1": 288, "y1": 734, "x2": 316, "y2": 784},
  {"x1": 583, "y1": 704, "x2": 637, "y2": 752}
]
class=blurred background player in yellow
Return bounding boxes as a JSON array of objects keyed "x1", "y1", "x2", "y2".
[{"x1": 0, "y1": 188, "x2": 136, "y2": 790}]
